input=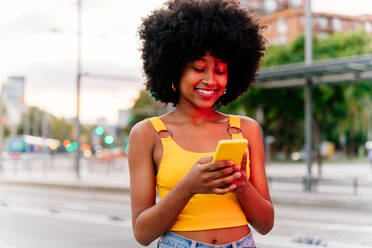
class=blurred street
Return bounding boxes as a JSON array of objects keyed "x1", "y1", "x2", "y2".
[
  {"x1": 1, "y1": 0, "x2": 372, "y2": 247},
  {"x1": 1, "y1": 156, "x2": 372, "y2": 247}
]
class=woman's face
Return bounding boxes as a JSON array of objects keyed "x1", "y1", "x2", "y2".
[{"x1": 178, "y1": 52, "x2": 228, "y2": 109}]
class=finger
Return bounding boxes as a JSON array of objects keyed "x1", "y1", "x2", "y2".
[
  {"x1": 197, "y1": 156, "x2": 213, "y2": 164},
  {"x1": 213, "y1": 184, "x2": 237, "y2": 195},
  {"x1": 211, "y1": 166, "x2": 235, "y2": 179},
  {"x1": 207, "y1": 160, "x2": 233, "y2": 172},
  {"x1": 213, "y1": 171, "x2": 241, "y2": 187},
  {"x1": 241, "y1": 149, "x2": 248, "y2": 170},
  {"x1": 231, "y1": 179, "x2": 241, "y2": 186}
]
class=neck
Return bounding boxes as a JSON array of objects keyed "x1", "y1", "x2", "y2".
[{"x1": 173, "y1": 102, "x2": 220, "y2": 126}]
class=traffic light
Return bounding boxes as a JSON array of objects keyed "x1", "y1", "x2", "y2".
[
  {"x1": 124, "y1": 136, "x2": 129, "y2": 154},
  {"x1": 104, "y1": 135, "x2": 114, "y2": 145},
  {"x1": 63, "y1": 140, "x2": 71, "y2": 147},
  {"x1": 70, "y1": 142, "x2": 78, "y2": 150},
  {"x1": 94, "y1": 126, "x2": 104, "y2": 136}
]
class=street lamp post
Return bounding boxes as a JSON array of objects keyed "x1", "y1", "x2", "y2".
[
  {"x1": 305, "y1": 0, "x2": 313, "y2": 192},
  {"x1": 75, "y1": 0, "x2": 82, "y2": 179},
  {"x1": 0, "y1": 86, "x2": 3, "y2": 171}
]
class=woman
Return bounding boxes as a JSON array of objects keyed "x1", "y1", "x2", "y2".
[{"x1": 129, "y1": 0, "x2": 274, "y2": 247}]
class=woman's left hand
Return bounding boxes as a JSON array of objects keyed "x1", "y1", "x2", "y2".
[{"x1": 232, "y1": 149, "x2": 249, "y2": 192}]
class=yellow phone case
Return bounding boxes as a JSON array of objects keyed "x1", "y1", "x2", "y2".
[
  {"x1": 213, "y1": 139, "x2": 248, "y2": 164},
  {"x1": 213, "y1": 139, "x2": 250, "y2": 179}
]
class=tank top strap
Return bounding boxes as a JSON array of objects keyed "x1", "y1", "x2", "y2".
[
  {"x1": 228, "y1": 115, "x2": 244, "y2": 139},
  {"x1": 147, "y1": 117, "x2": 168, "y2": 133},
  {"x1": 228, "y1": 115, "x2": 250, "y2": 179},
  {"x1": 146, "y1": 117, "x2": 173, "y2": 144}
]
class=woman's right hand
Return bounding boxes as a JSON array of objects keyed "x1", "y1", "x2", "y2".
[{"x1": 183, "y1": 156, "x2": 242, "y2": 195}]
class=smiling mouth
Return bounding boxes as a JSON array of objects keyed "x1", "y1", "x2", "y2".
[{"x1": 195, "y1": 88, "x2": 217, "y2": 98}]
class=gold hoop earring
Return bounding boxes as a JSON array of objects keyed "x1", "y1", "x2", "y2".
[
  {"x1": 171, "y1": 83, "x2": 177, "y2": 91},
  {"x1": 223, "y1": 88, "x2": 227, "y2": 95}
]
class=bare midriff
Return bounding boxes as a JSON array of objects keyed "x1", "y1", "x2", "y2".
[{"x1": 173, "y1": 225, "x2": 250, "y2": 245}]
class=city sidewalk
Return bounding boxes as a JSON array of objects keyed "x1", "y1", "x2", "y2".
[
  {"x1": 267, "y1": 161, "x2": 372, "y2": 210},
  {"x1": 1, "y1": 156, "x2": 372, "y2": 210},
  {"x1": 0, "y1": 156, "x2": 130, "y2": 193}
]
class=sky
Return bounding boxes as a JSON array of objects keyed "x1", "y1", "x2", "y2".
[{"x1": 1, "y1": 0, "x2": 372, "y2": 125}]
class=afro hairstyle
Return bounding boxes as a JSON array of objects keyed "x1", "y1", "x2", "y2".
[{"x1": 139, "y1": 0, "x2": 265, "y2": 106}]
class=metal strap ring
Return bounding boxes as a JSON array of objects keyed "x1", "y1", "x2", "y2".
[
  {"x1": 227, "y1": 124, "x2": 242, "y2": 136},
  {"x1": 155, "y1": 130, "x2": 172, "y2": 139}
]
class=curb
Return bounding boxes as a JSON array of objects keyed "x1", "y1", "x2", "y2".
[
  {"x1": 0, "y1": 179, "x2": 130, "y2": 193},
  {"x1": 271, "y1": 190, "x2": 372, "y2": 211},
  {"x1": 3, "y1": 179, "x2": 372, "y2": 211}
]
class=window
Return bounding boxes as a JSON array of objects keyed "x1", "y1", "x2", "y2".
[
  {"x1": 317, "y1": 17, "x2": 328, "y2": 29},
  {"x1": 264, "y1": 0, "x2": 277, "y2": 14},
  {"x1": 240, "y1": 0, "x2": 249, "y2": 8},
  {"x1": 366, "y1": 22, "x2": 372, "y2": 33},
  {"x1": 251, "y1": 0, "x2": 259, "y2": 8},
  {"x1": 332, "y1": 18, "x2": 342, "y2": 32},
  {"x1": 300, "y1": 16, "x2": 305, "y2": 26},
  {"x1": 290, "y1": 0, "x2": 303, "y2": 8},
  {"x1": 277, "y1": 18, "x2": 287, "y2": 34},
  {"x1": 279, "y1": 34, "x2": 287, "y2": 44},
  {"x1": 355, "y1": 21, "x2": 362, "y2": 29}
]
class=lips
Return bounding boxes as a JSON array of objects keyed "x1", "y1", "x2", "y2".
[{"x1": 195, "y1": 88, "x2": 217, "y2": 98}]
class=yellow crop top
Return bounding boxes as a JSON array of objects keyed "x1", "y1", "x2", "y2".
[{"x1": 147, "y1": 115, "x2": 250, "y2": 231}]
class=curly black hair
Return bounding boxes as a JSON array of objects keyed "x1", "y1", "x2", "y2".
[{"x1": 139, "y1": 0, "x2": 265, "y2": 106}]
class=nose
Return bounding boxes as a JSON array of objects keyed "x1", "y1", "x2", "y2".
[{"x1": 201, "y1": 68, "x2": 216, "y2": 85}]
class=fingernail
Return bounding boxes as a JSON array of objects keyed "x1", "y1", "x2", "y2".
[
  {"x1": 227, "y1": 160, "x2": 234, "y2": 166},
  {"x1": 235, "y1": 164, "x2": 241, "y2": 170},
  {"x1": 236, "y1": 172, "x2": 241, "y2": 178}
]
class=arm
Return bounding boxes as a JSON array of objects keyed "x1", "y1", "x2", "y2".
[
  {"x1": 128, "y1": 120, "x2": 192, "y2": 246},
  {"x1": 233, "y1": 118, "x2": 274, "y2": 235},
  {"x1": 128, "y1": 120, "x2": 240, "y2": 246}
]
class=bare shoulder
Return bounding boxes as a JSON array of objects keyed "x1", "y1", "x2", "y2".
[
  {"x1": 128, "y1": 119, "x2": 157, "y2": 175},
  {"x1": 129, "y1": 119, "x2": 156, "y2": 149},
  {"x1": 240, "y1": 116, "x2": 261, "y2": 133},
  {"x1": 130, "y1": 119, "x2": 154, "y2": 137}
]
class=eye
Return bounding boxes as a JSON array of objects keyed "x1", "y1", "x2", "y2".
[
  {"x1": 215, "y1": 63, "x2": 227, "y2": 75},
  {"x1": 215, "y1": 70, "x2": 226, "y2": 75},
  {"x1": 192, "y1": 66, "x2": 204, "y2": 72}
]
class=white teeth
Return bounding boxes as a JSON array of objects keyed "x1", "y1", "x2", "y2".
[{"x1": 196, "y1": 89, "x2": 215, "y2": 96}]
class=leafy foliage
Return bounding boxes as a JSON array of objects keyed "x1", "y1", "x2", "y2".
[
  {"x1": 123, "y1": 90, "x2": 167, "y2": 135},
  {"x1": 221, "y1": 31, "x2": 372, "y2": 160},
  {"x1": 127, "y1": 31, "x2": 372, "y2": 161}
]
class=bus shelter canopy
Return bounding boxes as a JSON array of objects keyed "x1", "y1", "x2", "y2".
[{"x1": 257, "y1": 54, "x2": 372, "y2": 88}]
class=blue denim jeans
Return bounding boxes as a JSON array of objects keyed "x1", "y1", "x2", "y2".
[{"x1": 157, "y1": 231, "x2": 256, "y2": 248}]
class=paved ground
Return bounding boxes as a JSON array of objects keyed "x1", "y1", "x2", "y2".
[
  {"x1": 1, "y1": 155, "x2": 372, "y2": 210},
  {"x1": 2, "y1": 156, "x2": 372, "y2": 247}
]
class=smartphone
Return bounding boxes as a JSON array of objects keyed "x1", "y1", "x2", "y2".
[{"x1": 212, "y1": 139, "x2": 248, "y2": 165}]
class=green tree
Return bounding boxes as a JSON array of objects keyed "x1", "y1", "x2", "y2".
[
  {"x1": 0, "y1": 101, "x2": 10, "y2": 137},
  {"x1": 50, "y1": 117, "x2": 74, "y2": 141},
  {"x1": 18, "y1": 106, "x2": 74, "y2": 142},
  {"x1": 221, "y1": 31, "x2": 372, "y2": 169},
  {"x1": 17, "y1": 106, "x2": 43, "y2": 136},
  {"x1": 123, "y1": 90, "x2": 167, "y2": 135}
]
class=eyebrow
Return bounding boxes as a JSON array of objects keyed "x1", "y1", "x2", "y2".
[
  {"x1": 194, "y1": 57, "x2": 205, "y2": 62},
  {"x1": 193, "y1": 58, "x2": 224, "y2": 64}
]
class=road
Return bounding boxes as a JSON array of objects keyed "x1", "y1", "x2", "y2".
[
  {"x1": 263, "y1": 202, "x2": 372, "y2": 247},
  {"x1": 0, "y1": 185, "x2": 141, "y2": 248},
  {"x1": 1, "y1": 185, "x2": 372, "y2": 248}
]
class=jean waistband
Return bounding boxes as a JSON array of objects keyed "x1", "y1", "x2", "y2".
[{"x1": 158, "y1": 230, "x2": 256, "y2": 248}]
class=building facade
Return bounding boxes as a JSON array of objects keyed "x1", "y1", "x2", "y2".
[
  {"x1": 241, "y1": 0, "x2": 372, "y2": 45},
  {"x1": 1, "y1": 76, "x2": 27, "y2": 134}
]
